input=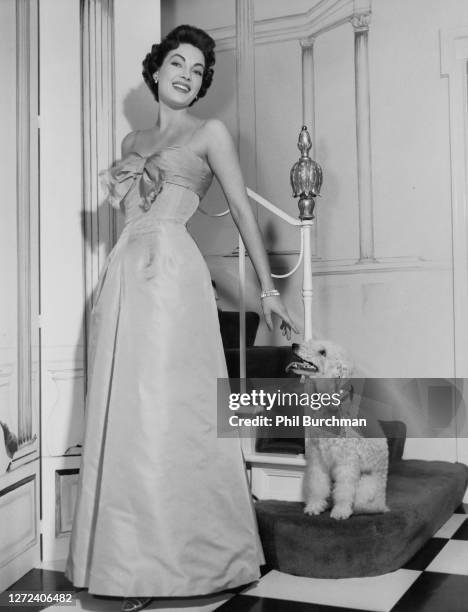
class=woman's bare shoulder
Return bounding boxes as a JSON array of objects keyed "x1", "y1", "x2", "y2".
[
  {"x1": 200, "y1": 119, "x2": 235, "y2": 157},
  {"x1": 202, "y1": 118, "x2": 231, "y2": 138}
]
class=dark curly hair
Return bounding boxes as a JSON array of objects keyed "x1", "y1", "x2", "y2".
[{"x1": 142, "y1": 25, "x2": 215, "y2": 106}]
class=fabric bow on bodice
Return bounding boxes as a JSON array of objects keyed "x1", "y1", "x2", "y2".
[
  {"x1": 101, "y1": 147, "x2": 214, "y2": 217},
  {"x1": 101, "y1": 153, "x2": 164, "y2": 212}
]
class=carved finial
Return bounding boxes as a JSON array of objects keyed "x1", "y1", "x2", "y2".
[{"x1": 290, "y1": 126, "x2": 323, "y2": 220}]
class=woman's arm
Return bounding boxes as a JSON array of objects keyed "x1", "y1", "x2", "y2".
[
  {"x1": 205, "y1": 119, "x2": 275, "y2": 292},
  {"x1": 205, "y1": 119, "x2": 299, "y2": 336}
]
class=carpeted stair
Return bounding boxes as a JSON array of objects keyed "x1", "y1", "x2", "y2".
[{"x1": 254, "y1": 427, "x2": 468, "y2": 577}]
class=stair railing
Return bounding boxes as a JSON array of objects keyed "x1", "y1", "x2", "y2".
[
  {"x1": 201, "y1": 126, "x2": 323, "y2": 462},
  {"x1": 238, "y1": 189, "x2": 311, "y2": 380},
  {"x1": 236, "y1": 189, "x2": 315, "y2": 460}
]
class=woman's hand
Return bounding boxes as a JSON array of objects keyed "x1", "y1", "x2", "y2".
[{"x1": 261, "y1": 296, "x2": 299, "y2": 341}]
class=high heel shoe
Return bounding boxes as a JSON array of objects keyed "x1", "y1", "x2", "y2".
[{"x1": 121, "y1": 597, "x2": 154, "y2": 612}]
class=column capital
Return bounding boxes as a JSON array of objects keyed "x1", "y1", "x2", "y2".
[
  {"x1": 351, "y1": 12, "x2": 371, "y2": 33},
  {"x1": 299, "y1": 36, "x2": 316, "y2": 50}
]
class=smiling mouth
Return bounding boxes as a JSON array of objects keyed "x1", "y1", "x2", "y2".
[
  {"x1": 285, "y1": 354, "x2": 319, "y2": 374},
  {"x1": 172, "y1": 82, "x2": 191, "y2": 93}
]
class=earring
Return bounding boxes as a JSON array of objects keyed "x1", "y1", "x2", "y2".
[{"x1": 153, "y1": 73, "x2": 159, "y2": 84}]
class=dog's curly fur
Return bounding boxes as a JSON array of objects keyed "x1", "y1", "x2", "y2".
[{"x1": 287, "y1": 339, "x2": 389, "y2": 520}]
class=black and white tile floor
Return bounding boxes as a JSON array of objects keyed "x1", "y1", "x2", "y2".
[{"x1": 3, "y1": 504, "x2": 467, "y2": 612}]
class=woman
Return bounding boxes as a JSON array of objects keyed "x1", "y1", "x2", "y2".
[{"x1": 65, "y1": 24, "x2": 298, "y2": 612}]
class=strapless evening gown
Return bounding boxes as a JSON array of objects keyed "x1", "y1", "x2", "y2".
[{"x1": 64, "y1": 146, "x2": 265, "y2": 597}]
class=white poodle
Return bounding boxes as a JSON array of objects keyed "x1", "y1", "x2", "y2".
[{"x1": 286, "y1": 339, "x2": 389, "y2": 520}]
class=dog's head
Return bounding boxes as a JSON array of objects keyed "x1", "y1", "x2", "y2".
[
  {"x1": 286, "y1": 339, "x2": 359, "y2": 434},
  {"x1": 286, "y1": 339, "x2": 354, "y2": 379}
]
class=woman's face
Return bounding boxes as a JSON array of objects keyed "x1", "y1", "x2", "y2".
[{"x1": 156, "y1": 43, "x2": 205, "y2": 108}]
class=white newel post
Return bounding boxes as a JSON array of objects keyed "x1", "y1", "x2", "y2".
[{"x1": 302, "y1": 222, "x2": 314, "y2": 341}]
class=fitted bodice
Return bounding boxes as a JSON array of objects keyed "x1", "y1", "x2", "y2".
[{"x1": 101, "y1": 145, "x2": 213, "y2": 230}]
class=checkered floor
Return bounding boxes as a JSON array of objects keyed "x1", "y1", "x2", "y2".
[{"x1": 5, "y1": 504, "x2": 467, "y2": 612}]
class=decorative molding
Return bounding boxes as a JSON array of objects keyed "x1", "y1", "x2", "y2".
[
  {"x1": 40, "y1": 456, "x2": 80, "y2": 562},
  {"x1": 278, "y1": 256, "x2": 448, "y2": 276},
  {"x1": 246, "y1": 454, "x2": 306, "y2": 467},
  {"x1": 207, "y1": 25, "x2": 235, "y2": 52},
  {"x1": 43, "y1": 363, "x2": 85, "y2": 456},
  {"x1": 7, "y1": 444, "x2": 38, "y2": 472},
  {"x1": 216, "y1": 253, "x2": 443, "y2": 275},
  {"x1": 81, "y1": 0, "x2": 116, "y2": 394},
  {"x1": 209, "y1": 0, "x2": 371, "y2": 51},
  {"x1": 0, "y1": 475, "x2": 37, "y2": 567},
  {"x1": 440, "y1": 26, "x2": 468, "y2": 376},
  {"x1": 47, "y1": 367, "x2": 85, "y2": 382},
  {"x1": 55, "y1": 469, "x2": 79, "y2": 536}
]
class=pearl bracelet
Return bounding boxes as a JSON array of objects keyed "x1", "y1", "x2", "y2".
[{"x1": 260, "y1": 289, "x2": 280, "y2": 299}]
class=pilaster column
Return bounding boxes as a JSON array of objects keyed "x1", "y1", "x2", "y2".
[
  {"x1": 81, "y1": 0, "x2": 115, "y2": 391},
  {"x1": 352, "y1": 13, "x2": 376, "y2": 262},
  {"x1": 81, "y1": 0, "x2": 115, "y2": 307},
  {"x1": 235, "y1": 0, "x2": 257, "y2": 191},
  {"x1": 17, "y1": 0, "x2": 36, "y2": 445}
]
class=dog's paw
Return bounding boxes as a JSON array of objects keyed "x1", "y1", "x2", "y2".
[
  {"x1": 304, "y1": 499, "x2": 328, "y2": 515},
  {"x1": 330, "y1": 504, "x2": 353, "y2": 520}
]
